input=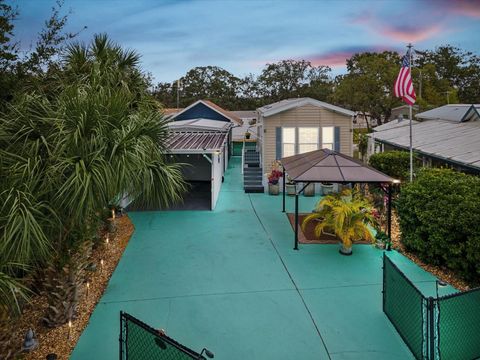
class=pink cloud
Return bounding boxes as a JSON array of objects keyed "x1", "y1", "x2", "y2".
[
  {"x1": 305, "y1": 46, "x2": 397, "y2": 68},
  {"x1": 433, "y1": 0, "x2": 480, "y2": 18},
  {"x1": 379, "y1": 24, "x2": 443, "y2": 43},
  {"x1": 349, "y1": 8, "x2": 445, "y2": 43}
]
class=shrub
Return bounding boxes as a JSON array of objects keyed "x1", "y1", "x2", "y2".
[
  {"x1": 396, "y1": 168, "x2": 480, "y2": 283},
  {"x1": 369, "y1": 150, "x2": 413, "y2": 181}
]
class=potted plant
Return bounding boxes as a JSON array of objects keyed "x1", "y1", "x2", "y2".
[
  {"x1": 266, "y1": 161, "x2": 282, "y2": 195},
  {"x1": 301, "y1": 189, "x2": 376, "y2": 255},
  {"x1": 303, "y1": 183, "x2": 315, "y2": 197},
  {"x1": 321, "y1": 182, "x2": 334, "y2": 195},
  {"x1": 245, "y1": 132, "x2": 251, "y2": 139},
  {"x1": 286, "y1": 176, "x2": 296, "y2": 196},
  {"x1": 375, "y1": 229, "x2": 391, "y2": 250}
]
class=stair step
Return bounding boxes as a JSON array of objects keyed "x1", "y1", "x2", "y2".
[
  {"x1": 244, "y1": 175, "x2": 262, "y2": 180},
  {"x1": 244, "y1": 186, "x2": 264, "y2": 193},
  {"x1": 244, "y1": 181, "x2": 262, "y2": 186}
]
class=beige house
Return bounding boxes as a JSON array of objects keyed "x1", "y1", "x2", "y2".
[{"x1": 257, "y1": 98, "x2": 354, "y2": 177}]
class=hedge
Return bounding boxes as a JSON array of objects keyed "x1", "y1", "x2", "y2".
[
  {"x1": 369, "y1": 150, "x2": 412, "y2": 181},
  {"x1": 396, "y1": 168, "x2": 480, "y2": 283}
]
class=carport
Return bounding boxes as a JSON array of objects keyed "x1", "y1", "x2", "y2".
[{"x1": 167, "y1": 131, "x2": 229, "y2": 210}]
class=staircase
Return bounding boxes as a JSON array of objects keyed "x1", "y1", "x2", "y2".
[{"x1": 243, "y1": 142, "x2": 264, "y2": 193}]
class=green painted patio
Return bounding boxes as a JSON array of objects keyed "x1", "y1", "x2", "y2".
[{"x1": 71, "y1": 157, "x2": 453, "y2": 360}]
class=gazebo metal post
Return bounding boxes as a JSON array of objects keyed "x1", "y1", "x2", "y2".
[
  {"x1": 294, "y1": 191, "x2": 299, "y2": 250},
  {"x1": 387, "y1": 183, "x2": 392, "y2": 251},
  {"x1": 294, "y1": 182, "x2": 311, "y2": 251},
  {"x1": 282, "y1": 168, "x2": 286, "y2": 213}
]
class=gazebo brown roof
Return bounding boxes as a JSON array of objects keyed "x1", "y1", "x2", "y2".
[
  {"x1": 281, "y1": 149, "x2": 396, "y2": 183},
  {"x1": 279, "y1": 149, "x2": 398, "y2": 251}
]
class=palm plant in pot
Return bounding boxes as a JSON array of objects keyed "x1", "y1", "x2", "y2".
[
  {"x1": 302, "y1": 189, "x2": 376, "y2": 255},
  {"x1": 266, "y1": 161, "x2": 282, "y2": 195}
]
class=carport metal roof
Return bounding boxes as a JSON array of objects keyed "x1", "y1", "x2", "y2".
[
  {"x1": 281, "y1": 149, "x2": 396, "y2": 183},
  {"x1": 167, "y1": 131, "x2": 228, "y2": 154}
]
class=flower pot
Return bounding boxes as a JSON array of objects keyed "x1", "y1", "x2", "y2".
[
  {"x1": 286, "y1": 184, "x2": 296, "y2": 196},
  {"x1": 321, "y1": 183, "x2": 334, "y2": 195},
  {"x1": 268, "y1": 183, "x2": 279, "y2": 195},
  {"x1": 339, "y1": 243, "x2": 353, "y2": 256},
  {"x1": 303, "y1": 183, "x2": 315, "y2": 197},
  {"x1": 245, "y1": 132, "x2": 251, "y2": 139}
]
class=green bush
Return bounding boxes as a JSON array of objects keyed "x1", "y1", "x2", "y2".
[
  {"x1": 396, "y1": 168, "x2": 480, "y2": 283},
  {"x1": 369, "y1": 150, "x2": 412, "y2": 181}
]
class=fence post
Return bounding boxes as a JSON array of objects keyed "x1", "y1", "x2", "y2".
[
  {"x1": 119, "y1": 311, "x2": 124, "y2": 360},
  {"x1": 382, "y1": 254, "x2": 386, "y2": 313},
  {"x1": 427, "y1": 297, "x2": 435, "y2": 360}
]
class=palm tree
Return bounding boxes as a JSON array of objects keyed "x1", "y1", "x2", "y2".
[
  {"x1": 302, "y1": 190, "x2": 376, "y2": 255},
  {"x1": 0, "y1": 34, "x2": 186, "y2": 324}
]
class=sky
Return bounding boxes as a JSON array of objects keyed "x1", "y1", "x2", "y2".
[{"x1": 11, "y1": 0, "x2": 480, "y2": 83}]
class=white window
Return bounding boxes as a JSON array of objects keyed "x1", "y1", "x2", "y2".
[
  {"x1": 298, "y1": 127, "x2": 319, "y2": 154},
  {"x1": 322, "y1": 126, "x2": 334, "y2": 150},
  {"x1": 282, "y1": 127, "x2": 296, "y2": 157}
]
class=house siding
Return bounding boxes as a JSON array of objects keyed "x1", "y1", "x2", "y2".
[
  {"x1": 262, "y1": 104, "x2": 353, "y2": 170},
  {"x1": 174, "y1": 102, "x2": 230, "y2": 122}
]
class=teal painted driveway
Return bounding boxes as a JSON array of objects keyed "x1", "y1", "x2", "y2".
[{"x1": 71, "y1": 157, "x2": 449, "y2": 360}]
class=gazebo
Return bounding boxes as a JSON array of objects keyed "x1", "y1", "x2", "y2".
[{"x1": 280, "y1": 149, "x2": 399, "y2": 250}]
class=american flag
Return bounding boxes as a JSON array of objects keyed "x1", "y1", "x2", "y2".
[{"x1": 394, "y1": 50, "x2": 416, "y2": 105}]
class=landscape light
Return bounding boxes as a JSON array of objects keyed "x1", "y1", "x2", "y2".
[
  {"x1": 67, "y1": 320, "x2": 72, "y2": 340},
  {"x1": 393, "y1": 179, "x2": 401, "y2": 184}
]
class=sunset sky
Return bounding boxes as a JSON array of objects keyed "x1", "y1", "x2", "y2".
[{"x1": 13, "y1": 0, "x2": 480, "y2": 83}]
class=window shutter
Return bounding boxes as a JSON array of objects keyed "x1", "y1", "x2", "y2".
[
  {"x1": 275, "y1": 127, "x2": 282, "y2": 160},
  {"x1": 334, "y1": 126, "x2": 340, "y2": 152}
]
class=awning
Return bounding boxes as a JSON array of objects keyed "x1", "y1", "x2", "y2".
[{"x1": 167, "y1": 131, "x2": 228, "y2": 154}]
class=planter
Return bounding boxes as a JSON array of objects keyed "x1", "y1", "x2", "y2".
[
  {"x1": 303, "y1": 183, "x2": 315, "y2": 197},
  {"x1": 339, "y1": 243, "x2": 353, "y2": 256},
  {"x1": 245, "y1": 132, "x2": 251, "y2": 139},
  {"x1": 268, "y1": 183, "x2": 279, "y2": 195},
  {"x1": 286, "y1": 183, "x2": 296, "y2": 196},
  {"x1": 321, "y1": 183, "x2": 334, "y2": 195}
]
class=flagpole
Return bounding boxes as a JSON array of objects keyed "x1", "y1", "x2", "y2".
[{"x1": 407, "y1": 43, "x2": 413, "y2": 182}]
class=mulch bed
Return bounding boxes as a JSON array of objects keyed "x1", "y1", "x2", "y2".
[
  {"x1": 9, "y1": 215, "x2": 135, "y2": 360},
  {"x1": 286, "y1": 213, "x2": 370, "y2": 245}
]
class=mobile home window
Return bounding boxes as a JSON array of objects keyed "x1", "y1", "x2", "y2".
[
  {"x1": 282, "y1": 127, "x2": 296, "y2": 157},
  {"x1": 298, "y1": 127, "x2": 319, "y2": 154},
  {"x1": 322, "y1": 126, "x2": 334, "y2": 150}
]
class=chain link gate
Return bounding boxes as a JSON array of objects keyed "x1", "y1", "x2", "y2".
[
  {"x1": 119, "y1": 312, "x2": 212, "y2": 360},
  {"x1": 383, "y1": 254, "x2": 480, "y2": 360}
]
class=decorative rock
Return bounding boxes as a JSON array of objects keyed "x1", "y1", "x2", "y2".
[{"x1": 22, "y1": 328, "x2": 38, "y2": 352}]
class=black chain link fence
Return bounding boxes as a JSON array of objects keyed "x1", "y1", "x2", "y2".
[
  {"x1": 119, "y1": 312, "x2": 207, "y2": 360},
  {"x1": 383, "y1": 254, "x2": 480, "y2": 360},
  {"x1": 383, "y1": 254, "x2": 426, "y2": 359},
  {"x1": 437, "y1": 288, "x2": 480, "y2": 360}
]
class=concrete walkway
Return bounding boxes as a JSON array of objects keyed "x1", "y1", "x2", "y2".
[{"x1": 71, "y1": 157, "x2": 447, "y2": 359}]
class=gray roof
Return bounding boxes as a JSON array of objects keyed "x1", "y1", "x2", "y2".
[
  {"x1": 416, "y1": 104, "x2": 480, "y2": 122},
  {"x1": 167, "y1": 131, "x2": 228, "y2": 154},
  {"x1": 281, "y1": 149, "x2": 395, "y2": 183},
  {"x1": 373, "y1": 118, "x2": 419, "y2": 132},
  {"x1": 370, "y1": 119, "x2": 480, "y2": 170},
  {"x1": 258, "y1": 98, "x2": 355, "y2": 118},
  {"x1": 168, "y1": 118, "x2": 232, "y2": 132},
  {"x1": 232, "y1": 110, "x2": 257, "y2": 119}
]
